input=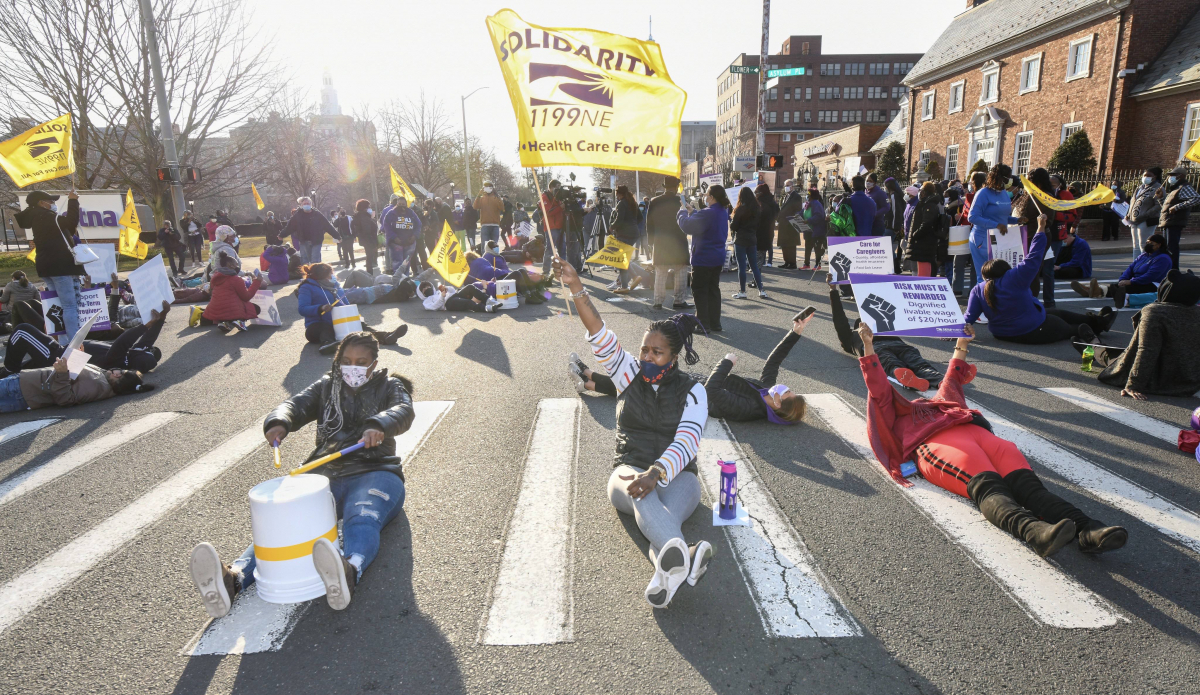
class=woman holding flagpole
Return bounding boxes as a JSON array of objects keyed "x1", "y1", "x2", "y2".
[{"x1": 554, "y1": 255, "x2": 713, "y2": 609}]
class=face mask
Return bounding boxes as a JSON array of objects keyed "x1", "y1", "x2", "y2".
[
  {"x1": 639, "y1": 359, "x2": 674, "y2": 385},
  {"x1": 904, "y1": 194, "x2": 914, "y2": 202},
  {"x1": 367, "y1": 208, "x2": 373, "y2": 215},
  {"x1": 1168, "y1": 177, "x2": 1179, "y2": 186},
  {"x1": 767, "y1": 384, "x2": 791, "y2": 400},
  {"x1": 301, "y1": 204, "x2": 312, "y2": 212},
  {"x1": 50, "y1": 203, "x2": 58, "y2": 213},
  {"x1": 484, "y1": 187, "x2": 494, "y2": 193},
  {"x1": 865, "y1": 182, "x2": 875, "y2": 189},
  {"x1": 784, "y1": 185, "x2": 793, "y2": 193},
  {"x1": 340, "y1": 362, "x2": 374, "y2": 388},
  {"x1": 1143, "y1": 176, "x2": 1153, "y2": 185},
  {"x1": 1143, "y1": 242, "x2": 1157, "y2": 254},
  {"x1": 967, "y1": 184, "x2": 974, "y2": 192}
]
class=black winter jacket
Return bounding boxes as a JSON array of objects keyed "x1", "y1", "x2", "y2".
[
  {"x1": 264, "y1": 370, "x2": 416, "y2": 480},
  {"x1": 729, "y1": 202, "x2": 759, "y2": 247},
  {"x1": 906, "y1": 196, "x2": 943, "y2": 264},
  {"x1": 16, "y1": 198, "x2": 82, "y2": 278},
  {"x1": 755, "y1": 194, "x2": 780, "y2": 249},
  {"x1": 610, "y1": 198, "x2": 641, "y2": 244},
  {"x1": 705, "y1": 331, "x2": 799, "y2": 421},
  {"x1": 351, "y1": 212, "x2": 379, "y2": 249}
]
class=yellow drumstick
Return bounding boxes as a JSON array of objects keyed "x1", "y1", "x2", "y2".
[
  {"x1": 288, "y1": 442, "x2": 366, "y2": 476},
  {"x1": 272, "y1": 443, "x2": 281, "y2": 469}
]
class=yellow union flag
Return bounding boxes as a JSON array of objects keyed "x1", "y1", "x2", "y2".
[
  {"x1": 485, "y1": 9, "x2": 687, "y2": 176},
  {"x1": 586, "y1": 237, "x2": 634, "y2": 270},
  {"x1": 1020, "y1": 175, "x2": 1115, "y2": 211},
  {"x1": 390, "y1": 165, "x2": 417, "y2": 205},
  {"x1": 429, "y1": 220, "x2": 469, "y2": 286},
  {"x1": 251, "y1": 182, "x2": 265, "y2": 210},
  {"x1": 118, "y1": 189, "x2": 148, "y2": 260},
  {"x1": 1186, "y1": 137, "x2": 1200, "y2": 165},
  {"x1": 0, "y1": 114, "x2": 75, "y2": 187}
]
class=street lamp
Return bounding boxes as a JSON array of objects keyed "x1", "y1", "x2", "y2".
[{"x1": 461, "y1": 87, "x2": 489, "y2": 199}]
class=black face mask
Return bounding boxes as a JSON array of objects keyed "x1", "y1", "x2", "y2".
[{"x1": 1144, "y1": 243, "x2": 1158, "y2": 254}]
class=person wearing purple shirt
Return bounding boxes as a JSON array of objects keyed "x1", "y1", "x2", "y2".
[
  {"x1": 677, "y1": 185, "x2": 732, "y2": 332},
  {"x1": 865, "y1": 173, "x2": 889, "y2": 236},
  {"x1": 964, "y1": 215, "x2": 1114, "y2": 344},
  {"x1": 845, "y1": 176, "x2": 878, "y2": 236}
]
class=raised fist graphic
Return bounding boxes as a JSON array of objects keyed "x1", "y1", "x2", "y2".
[
  {"x1": 830, "y1": 252, "x2": 852, "y2": 282},
  {"x1": 47, "y1": 304, "x2": 66, "y2": 333},
  {"x1": 862, "y1": 293, "x2": 898, "y2": 333}
]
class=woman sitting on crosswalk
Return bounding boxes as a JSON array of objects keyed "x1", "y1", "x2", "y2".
[
  {"x1": 296, "y1": 263, "x2": 408, "y2": 354},
  {"x1": 189, "y1": 331, "x2": 415, "y2": 616},
  {"x1": 554, "y1": 256, "x2": 713, "y2": 610},
  {"x1": 857, "y1": 322, "x2": 1126, "y2": 557}
]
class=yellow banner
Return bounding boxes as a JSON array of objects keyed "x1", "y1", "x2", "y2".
[
  {"x1": 251, "y1": 182, "x2": 265, "y2": 210},
  {"x1": 485, "y1": 9, "x2": 687, "y2": 176},
  {"x1": 118, "y1": 189, "x2": 148, "y2": 260},
  {"x1": 0, "y1": 114, "x2": 75, "y2": 187},
  {"x1": 585, "y1": 237, "x2": 633, "y2": 269},
  {"x1": 429, "y1": 220, "x2": 469, "y2": 287},
  {"x1": 1019, "y1": 175, "x2": 1115, "y2": 211},
  {"x1": 390, "y1": 165, "x2": 417, "y2": 205},
  {"x1": 1186, "y1": 137, "x2": 1200, "y2": 165}
]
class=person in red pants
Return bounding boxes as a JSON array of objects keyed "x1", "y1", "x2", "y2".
[{"x1": 858, "y1": 322, "x2": 1127, "y2": 557}]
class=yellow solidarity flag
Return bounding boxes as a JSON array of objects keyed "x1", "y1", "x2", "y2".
[
  {"x1": 429, "y1": 220, "x2": 469, "y2": 287},
  {"x1": 585, "y1": 237, "x2": 634, "y2": 270},
  {"x1": 251, "y1": 182, "x2": 265, "y2": 210},
  {"x1": 1019, "y1": 175, "x2": 1115, "y2": 211},
  {"x1": 390, "y1": 165, "x2": 417, "y2": 205},
  {"x1": 0, "y1": 114, "x2": 75, "y2": 187},
  {"x1": 118, "y1": 189, "x2": 148, "y2": 260},
  {"x1": 485, "y1": 9, "x2": 687, "y2": 176},
  {"x1": 1185, "y1": 137, "x2": 1200, "y2": 165}
]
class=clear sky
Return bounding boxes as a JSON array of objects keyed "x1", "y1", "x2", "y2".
[{"x1": 255, "y1": 0, "x2": 966, "y2": 187}]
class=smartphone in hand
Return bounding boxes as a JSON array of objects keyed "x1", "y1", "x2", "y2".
[{"x1": 794, "y1": 306, "x2": 816, "y2": 322}]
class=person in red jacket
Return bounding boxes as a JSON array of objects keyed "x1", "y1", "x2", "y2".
[
  {"x1": 857, "y1": 322, "x2": 1126, "y2": 557},
  {"x1": 199, "y1": 254, "x2": 263, "y2": 333}
]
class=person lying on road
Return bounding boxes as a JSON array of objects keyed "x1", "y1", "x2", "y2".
[
  {"x1": 0, "y1": 355, "x2": 153, "y2": 413},
  {"x1": 2, "y1": 301, "x2": 170, "y2": 377},
  {"x1": 188, "y1": 332, "x2": 415, "y2": 616}
]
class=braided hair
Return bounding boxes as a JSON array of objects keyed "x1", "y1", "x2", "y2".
[
  {"x1": 317, "y1": 332, "x2": 381, "y2": 441},
  {"x1": 647, "y1": 313, "x2": 705, "y2": 366}
]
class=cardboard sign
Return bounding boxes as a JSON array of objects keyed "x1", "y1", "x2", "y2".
[
  {"x1": 827, "y1": 236, "x2": 894, "y2": 284},
  {"x1": 249, "y1": 290, "x2": 282, "y2": 327},
  {"x1": 81, "y1": 244, "x2": 118, "y2": 283},
  {"x1": 989, "y1": 227, "x2": 1027, "y2": 267},
  {"x1": 126, "y1": 255, "x2": 174, "y2": 326},
  {"x1": 40, "y1": 288, "x2": 111, "y2": 336},
  {"x1": 849, "y1": 273, "x2": 966, "y2": 338}
]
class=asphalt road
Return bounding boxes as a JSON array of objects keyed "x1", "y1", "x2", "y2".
[{"x1": 1, "y1": 246, "x2": 1198, "y2": 695}]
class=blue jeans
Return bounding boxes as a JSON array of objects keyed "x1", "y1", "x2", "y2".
[
  {"x1": 44, "y1": 275, "x2": 82, "y2": 344},
  {"x1": 391, "y1": 243, "x2": 416, "y2": 274},
  {"x1": 232, "y1": 470, "x2": 406, "y2": 586},
  {"x1": 298, "y1": 241, "x2": 322, "y2": 265},
  {"x1": 968, "y1": 228, "x2": 989, "y2": 287},
  {"x1": 0, "y1": 375, "x2": 29, "y2": 413},
  {"x1": 480, "y1": 224, "x2": 501, "y2": 249},
  {"x1": 735, "y1": 243, "x2": 763, "y2": 292},
  {"x1": 1040, "y1": 239, "x2": 1063, "y2": 307}
]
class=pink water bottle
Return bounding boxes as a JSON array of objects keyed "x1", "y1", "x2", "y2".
[{"x1": 718, "y1": 460, "x2": 738, "y2": 520}]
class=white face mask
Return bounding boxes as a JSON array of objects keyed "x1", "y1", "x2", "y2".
[
  {"x1": 50, "y1": 203, "x2": 58, "y2": 213},
  {"x1": 484, "y1": 186, "x2": 494, "y2": 194},
  {"x1": 784, "y1": 185, "x2": 793, "y2": 193},
  {"x1": 340, "y1": 362, "x2": 374, "y2": 389},
  {"x1": 865, "y1": 182, "x2": 875, "y2": 190},
  {"x1": 904, "y1": 194, "x2": 914, "y2": 202},
  {"x1": 1168, "y1": 177, "x2": 1179, "y2": 186},
  {"x1": 767, "y1": 383, "x2": 790, "y2": 407},
  {"x1": 1143, "y1": 176, "x2": 1153, "y2": 185},
  {"x1": 301, "y1": 204, "x2": 312, "y2": 212},
  {"x1": 367, "y1": 208, "x2": 373, "y2": 215}
]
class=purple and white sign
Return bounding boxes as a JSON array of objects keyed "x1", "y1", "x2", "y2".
[
  {"x1": 827, "y1": 236, "x2": 893, "y2": 284},
  {"x1": 40, "y1": 288, "x2": 111, "y2": 336},
  {"x1": 849, "y1": 273, "x2": 966, "y2": 338}
]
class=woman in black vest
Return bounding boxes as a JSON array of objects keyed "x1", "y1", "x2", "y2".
[{"x1": 555, "y1": 257, "x2": 712, "y2": 610}]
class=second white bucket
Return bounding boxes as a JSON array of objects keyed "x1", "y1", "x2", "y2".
[
  {"x1": 249, "y1": 474, "x2": 338, "y2": 604},
  {"x1": 331, "y1": 303, "x2": 363, "y2": 340},
  {"x1": 495, "y1": 279, "x2": 518, "y2": 309}
]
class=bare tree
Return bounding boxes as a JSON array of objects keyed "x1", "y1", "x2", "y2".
[{"x1": 378, "y1": 93, "x2": 457, "y2": 195}]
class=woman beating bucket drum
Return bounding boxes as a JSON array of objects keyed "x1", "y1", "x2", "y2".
[{"x1": 188, "y1": 331, "x2": 415, "y2": 615}]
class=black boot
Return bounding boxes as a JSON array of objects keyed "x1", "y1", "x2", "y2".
[
  {"x1": 379, "y1": 324, "x2": 408, "y2": 345},
  {"x1": 1004, "y1": 470, "x2": 1127, "y2": 554},
  {"x1": 968, "y1": 472, "x2": 1076, "y2": 557}
]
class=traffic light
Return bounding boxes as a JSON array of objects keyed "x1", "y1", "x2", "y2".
[
  {"x1": 183, "y1": 167, "x2": 201, "y2": 184},
  {"x1": 155, "y1": 167, "x2": 201, "y2": 184},
  {"x1": 756, "y1": 154, "x2": 785, "y2": 170},
  {"x1": 155, "y1": 167, "x2": 174, "y2": 183}
]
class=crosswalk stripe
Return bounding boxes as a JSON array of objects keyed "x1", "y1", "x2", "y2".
[
  {"x1": 697, "y1": 418, "x2": 859, "y2": 638},
  {"x1": 805, "y1": 394, "x2": 1122, "y2": 629},
  {"x1": 1039, "y1": 387, "x2": 1180, "y2": 445},
  {"x1": 967, "y1": 400, "x2": 1200, "y2": 555},
  {"x1": 0, "y1": 423, "x2": 265, "y2": 637},
  {"x1": 184, "y1": 400, "x2": 455, "y2": 655},
  {"x1": 0, "y1": 412, "x2": 182, "y2": 510},
  {"x1": 482, "y1": 398, "x2": 579, "y2": 646},
  {"x1": 0, "y1": 418, "x2": 60, "y2": 446}
]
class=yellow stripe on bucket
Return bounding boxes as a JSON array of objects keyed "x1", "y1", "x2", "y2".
[
  {"x1": 254, "y1": 526, "x2": 337, "y2": 561},
  {"x1": 497, "y1": 292, "x2": 517, "y2": 300},
  {"x1": 332, "y1": 316, "x2": 362, "y2": 325},
  {"x1": 948, "y1": 240, "x2": 968, "y2": 248}
]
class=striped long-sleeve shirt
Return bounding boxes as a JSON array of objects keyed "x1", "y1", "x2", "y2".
[{"x1": 587, "y1": 323, "x2": 708, "y2": 485}]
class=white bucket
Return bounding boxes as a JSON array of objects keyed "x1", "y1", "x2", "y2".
[
  {"x1": 948, "y1": 225, "x2": 971, "y2": 256},
  {"x1": 331, "y1": 303, "x2": 363, "y2": 340},
  {"x1": 249, "y1": 474, "x2": 338, "y2": 604},
  {"x1": 495, "y1": 278, "x2": 519, "y2": 309}
]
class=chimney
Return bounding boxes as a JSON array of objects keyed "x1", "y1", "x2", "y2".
[{"x1": 967, "y1": 0, "x2": 988, "y2": 7}]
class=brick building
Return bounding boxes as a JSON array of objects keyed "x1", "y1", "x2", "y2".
[
  {"x1": 903, "y1": 0, "x2": 1200, "y2": 182},
  {"x1": 716, "y1": 36, "x2": 921, "y2": 179}
]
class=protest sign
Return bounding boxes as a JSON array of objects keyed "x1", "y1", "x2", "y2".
[
  {"x1": 82, "y1": 243, "x2": 117, "y2": 282},
  {"x1": 989, "y1": 227, "x2": 1027, "y2": 267},
  {"x1": 249, "y1": 290, "x2": 282, "y2": 326},
  {"x1": 127, "y1": 255, "x2": 174, "y2": 325},
  {"x1": 585, "y1": 237, "x2": 633, "y2": 269},
  {"x1": 827, "y1": 236, "x2": 894, "y2": 284},
  {"x1": 40, "y1": 288, "x2": 110, "y2": 336},
  {"x1": 65, "y1": 349, "x2": 92, "y2": 380},
  {"x1": 849, "y1": 273, "x2": 966, "y2": 337}
]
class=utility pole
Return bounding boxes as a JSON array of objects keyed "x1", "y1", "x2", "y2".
[
  {"x1": 461, "y1": 87, "x2": 489, "y2": 198},
  {"x1": 756, "y1": 0, "x2": 770, "y2": 158},
  {"x1": 138, "y1": 0, "x2": 186, "y2": 225}
]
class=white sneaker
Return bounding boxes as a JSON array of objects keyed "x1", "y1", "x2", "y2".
[
  {"x1": 569, "y1": 371, "x2": 586, "y2": 393},
  {"x1": 731, "y1": 291, "x2": 747, "y2": 299},
  {"x1": 644, "y1": 537, "x2": 690, "y2": 609},
  {"x1": 312, "y1": 537, "x2": 355, "y2": 611},
  {"x1": 485, "y1": 298, "x2": 502, "y2": 313},
  {"x1": 764, "y1": 261, "x2": 774, "y2": 267},
  {"x1": 758, "y1": 291, "x2": 769, "y2": 299},
  {"x1": 606, "y1": 281, "x2": 620, "y2": 291},
  {"x1": 567, "y1": 352, "x2": 585, "y2": 378},
  {"x1": 189, "y1": 543, "x2": 233, "y2": 619},
  {"x1": 687, "y1": 541, "x2": 713, "y2": 586}
]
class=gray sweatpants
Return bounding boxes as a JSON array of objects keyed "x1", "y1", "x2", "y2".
[{"x1": 607, "y1": 466, "x2": 701, "y2": 553}]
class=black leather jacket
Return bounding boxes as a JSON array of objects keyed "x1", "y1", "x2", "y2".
[
  {"x1": 705, "y1": 331, "x2": 799, "y2": 421},
  {"x1": 264, "y1": 370, "x2": 415, "y2": 480}
]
